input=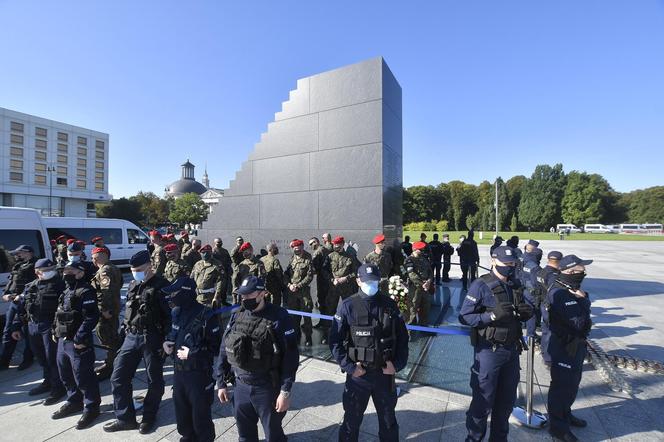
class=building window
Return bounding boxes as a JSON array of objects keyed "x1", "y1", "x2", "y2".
[
  {"x1": 95, "y1": 161, "x2": 104, "y2": 169},
  {"x1": 35, "y1": 127, "x2": 47, "y2": 137},
  {"x1": 95, "y1": 182, "x2": 104, "y2": 191},
  {"x1": 58, "y1": 132, "x2": 68, "y2": 141},
  {"x1": 57, "y1": 166, "x2": 67, "y2": 175},
  {"x1": 95, "y1": 171, "x2": 104, "y2": 180},
  {"x1": 95, "y1": 150, "x2": 104, "y2": 160},
  {"x1": 77, "y1": 147, "x2": 87, "y2": 156},
  {"x1": 35, "y1": 163, "x2": 47, "y2": 172},
  {"x1": 77, "y1": 158, "x2": 87, "y2": 167},
  {"x1": 10, "y1": 134, "x2": 24, "y2": 144},
  {"x1": 10, "y1": 121, "x2": 24, "y2": 132},
  {"x1": 77, "y1": 136, "x2": 87, "y2": 146},
  {"x1": 56, "y1": 177, "x2": 67, "y2": 186},
  {"x1": 35, "y1": 139, "x2": 48, "y2": 149},
  {"x1": 77, "y1": 179, "x2": 86, "y2": 189},
  {"x1": 10, "y1": 172, "x2": 23, "y2": 182},
  {"x1": 57, "y1": 143, "x2": 68, "y2": 153},
  {"x1": 10, "y1": 159, "x2": 24, "y2": 170},
  {"x1": 57, "y1": 154, "x2": 67, "y2": 164},
  {"x1": 10, "y1": 147, "x2": 24, "y2": 157},
  {"x1": 35, "y1": 151, "x2": 47, "y2": 161},
  {"x1": 35, "y1": 175, "x2": 47, "y2": 185},
  {"x1": 77, "y1": 168, "x2": 86, "y2": 177},
  {"x1": 95, "y1": 140, "x2": 105, "y2": 149}
]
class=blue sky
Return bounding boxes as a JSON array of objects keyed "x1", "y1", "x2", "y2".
[{"x1": 1, "y1": 0, "x2": 663, "y2": 197}]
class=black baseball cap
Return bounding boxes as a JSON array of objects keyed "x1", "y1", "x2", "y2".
[
  {"x1": 162, "y1": 277, "x2": 197, "y2": 296},
  {"x1": 11, "y1": 244, "x2": 34, "y2": 254},
  {"x1": 559, "y1": 254, "x2": 593, "y2": 271},
  {"x1": 547, "y1": 251, "x2": 563, "y2": 260},
  {"x1": 236, "y1": 275, "x2": 265, "y2": 295},
  {"x1": 491, "y1": 246, "x2": 517, "y2": 264},
  {"x1": 358, "y1": 263, "x2": 381, "y2": 282}
]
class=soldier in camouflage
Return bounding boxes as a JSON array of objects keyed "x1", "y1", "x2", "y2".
[
  {"x1": 55, "y1": 235, "x2": 70, "y2": 269},
  {"x1": 285, "y1": 239, "x2": 315, "y2": 346},
  {"x1": 163, "y1": 243, "x2": 191, "y2": 282},
  {"x1": 322, "y1": 236, "x2": 358, "y2": 335},
  {"x1": 322, "y1": 232, "x2": 333, "y2": 253},
  {"x1": 178, "y1": 230, "x2": 192, "y2": 258},
  {"x1": 190, "y1": 244, "x2": 227, "y2": 307},
  {"x1": 232, "y1": 242, "x2": 266, "y2": 305},
  {"x1": 405, "y1": 241, "x2": 434, "y2": 326},
  {"x1": 149, "y1": 232, "x2": 167, "y2": 276},
  {"x1": 309, "y1": 237, "x2": 329, "y2": 328},
  {"x1": 183, "y1": 238, "x2": 202, "y2": 269},
  {"x1": 261, "y1": 242, "x2": 285, "y2": 307},
  {"x1": 90, "y1": 247, "x2": 123, "y2": 380},
  {"x1": 212, "y1": 238, "x2": 233, "y2": 302},
  {"x1": 230, "y1": 236, "x2": 244, "y2": 269},
  {"x1": 364, "y1": 233, "x2": 393, "y2": 294}
]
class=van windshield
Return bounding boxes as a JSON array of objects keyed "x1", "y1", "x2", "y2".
[{"x1": 0, "y1": 230, "x2": 47, "y2": 271}]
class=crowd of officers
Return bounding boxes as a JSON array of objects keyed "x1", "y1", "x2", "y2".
[{"x1": 0, "y1": 229, "x2": 592, "y2": 442}]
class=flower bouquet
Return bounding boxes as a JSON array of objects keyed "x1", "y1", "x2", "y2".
[{"x1": 388, "y1": 275, "x2": 409, "y2": 316}]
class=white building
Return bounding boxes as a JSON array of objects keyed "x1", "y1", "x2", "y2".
[{"x1": 1, "y1": 107, "x2": 111, "y2": 217}]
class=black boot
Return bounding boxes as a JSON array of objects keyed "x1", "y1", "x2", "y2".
[
  {"x1": 139, "y1": 419, "x2": 156, "y2": 434},
  {"x1": 570, "y1": 414, "x2": 588, "y2": 428},
  {"x1": 29, "y1": 381, "x2": 51, "y2": 396},
  {"x1": 52, "y1": 401, "x2": 84, "y2": 419},
  {"x1": 17, "y1": 358, "x2": 33, "y2": 371},
  {"x1": 44, "y1": 387, "x2": 67, "y2": 406},
  {"x1": 103, "y1": 420, "x2": 138, "y2": 432},
  {"x1": 76, "y1": 407, "x2": 100, "y2": 429}
]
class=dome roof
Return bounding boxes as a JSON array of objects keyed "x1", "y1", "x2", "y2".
[{"x1": 167, "y1": 178, "x2": 208, "y2": 197}]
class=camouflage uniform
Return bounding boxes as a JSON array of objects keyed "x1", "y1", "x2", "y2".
[
  {"x1": 285, "y1": 251, "x2": 314, "y2": 342},
  {"x1": 213, "y1": 245, "x2": 233, "y2": 300},
  {"x1": 261, "y1": 254, "x2": 285, "y2": 307},
  {"x1": 190, "y1": 258, "x2": 225, "y2": 306},
  {"x1": 311, "y1": 246, "x2": 329, "y2": 314},
  {"x1": 182, "y1": 248, "x2": 201, "y2": 269},
  {"x1": 163, "y1": 258, "x2": 191, "y2": 282},
  {"x1": 364, "y1": 250, "x2": 393, "y2": 294},
  {"x1": 230, "y1": 245, "x2": 243, "y2": 269},
  {"x1": 92, "y1": 261, "x2": 122, "y2": 375},
  {"x1": 55, "y1": 243, "x2": 69, "y2": 269},
  {"x1": 151, "y1": 244, "x2": 166, "y2": 276},
  {"x1": 323, "y1": 250, "x2": 358, "y2": 320},
  {"x1": 232, "y1": 256, "x2": 265, "y2": 304},
  {"x1": 405, "y1": 254, "x2": 434, "y2": 325},
  {"x1": 179, "y1": 238, "x2": 191, "y2": 258}
]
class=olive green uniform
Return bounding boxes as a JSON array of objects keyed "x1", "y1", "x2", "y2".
[
  {"x1": 151, "y1": 244, "x2": 166, "y2": 276},
  {"x1": 232, "y1": 256, "x2": 265, "y2": 304},
  {"x1": 190, "y1": 258, "x2": 225, "y2": 306},
  {"x1": 323, "y1": 250, "x2": 358, "y2": 319},
  {"x1": 261, "y1": 254, "x2": 285, "y2": 307},
  {"x1": 92, "y1": 262, "x2": 122, "y2": 374},
  {"x1": 163, "y1": 258, "x2": 191, "y2": 282},
  {"x1": 364, "y1": 250, "x2": 393, "y2": 294},
  {"x1": 182, "y1": 248, "x2": 201, "y2": 269},
  {"x1": 311, "y1": 246, "x2": 329, "y2": 314},
  {"x1": 405, "y1": 254, "x2": 434, "y2": 325},
  {"x1": 285, "y1": 251, "x2": 314, "y2": 341}
]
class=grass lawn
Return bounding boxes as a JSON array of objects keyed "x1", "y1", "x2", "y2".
[{"x1": 402, "y1": 231, "x2": 664, "y2": 245}]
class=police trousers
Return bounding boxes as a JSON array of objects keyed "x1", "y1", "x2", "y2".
[
  {"x1": 340, "y1": 370, "x2": 398, "y2": 442},
  {"x1": 28, "y1": 321, "x2": 63, "y2": 393},
  {"x1": 173, "y1": 369, "x2": 215, "y2": 442},
  {"x1": 233, "y1": 376, "x2": 286, "y2": 442},
  {"x1": 56, "y1": 338, "x2": 101, "y2": 410},
  {"x1": 110, "y1": 331, "x2": 165, "y2": 423},
  {"x1": 466, "y1": 344, "x2": 520, "y2": 442},
  {"x1": 547, "y1": 334, "x2": 586, "y2": 435},
  {"x1": 1, "y1": 301, "x2": 33, "y2": 364},
  {"x1": 461, "y1": 264, "x2": 478, "y2": 289}
]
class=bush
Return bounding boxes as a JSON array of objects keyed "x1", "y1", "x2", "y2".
[{"x1": 404, "y1": 220, "x2": 449, "y2": 233}]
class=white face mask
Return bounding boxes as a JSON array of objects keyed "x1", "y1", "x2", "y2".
[
  {"x1": 40, "y1": 270, "x2": 58, "y2": 280},
  {"x1": 132, "y1": 271, "x2": 146, "y2": 282},
  {"x1": 68, "y1": 254, "x2": 81, "y2": 263},
  {"x1": 360, "y1": 281, "x2": 379, "y2": 296}
]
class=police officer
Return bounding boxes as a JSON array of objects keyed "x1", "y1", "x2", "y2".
[
  {"x1": 537, "y1": 250, "x2": 562, "y2": 363},
  {"x1": 51, "y1": 260, "x2": 101, "y2": 429},
  {"x1": 0, "y1": 244, "x2": 36, "y2": 370},
  {"x1": 149, "y1": 232, "x2": 167, "y2": 276},
  {"x1": 90, "y1": 246, "x2": 123, "y2": 380},
  {"x1": 213, "y1": 237, "x2": 234, "y2": 301},
  {"x1": 518, "y1": 245, "x2": 543, "y2": 341},
  {"x1": 183, "y1": 238, "x2": 203, "y2": 269},
  {"x1": 364, "y1": 233, "x2": 393, "y2": 294},
  {"x1": 104, "y1": 250, "x2": 171, "y2": 434},
  {"x1": 329, "y1": 263, "x2": 409, "y2": 442},
  {"x1": 232, "y1": 242, "x2": 266, "y2": 305},
  {"x1": 322, "y1": 236, "x2": 358, "y2": 334},
  {"x1": 163, "y1": 243, "x2": 191, "y2": 282},
  {"x1": 162, "y1": 277, "x2": 221, "y2": 442},
  {"x1": 546, "y1": 255, "x2": 592, "y2": 442},
  {"x1": 285, "y1": 239, "x2": 314, "y2": 346},
  {"x1": 441, "y1": 234, "x2": 454, "y2": 282},
  {"x1": 428, "y1": 233, "x2": 444, "y2": 285},
  {"x1": 457, "y1": 230, "x2": 480, "y2": 290},
  {"x1": 66, "y1": 241, "x2": 95, "y2": 283},
  {"x1": 261, "y1": 242, "x2": 285, "y2": 307},
  {"x1": 405, "y1": 241, "x2": 434, "y2": 326},
  {"x1": 191, "y1": 244, "x2": 226, "y2": 307},
  {"x1": 10, "y1": 258, "x2": 66, "y2": 403},
  {"x1": 216, "y1": 275, "x2": 299, "y2": 442},
  {"x1": 489, "y1": 236, "x2": 504, "y2": 257},
  {"x1": 459, "y1": 246, "x2": 534, "y2": 442}
]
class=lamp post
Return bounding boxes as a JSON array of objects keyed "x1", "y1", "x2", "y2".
[{"x1": 47, "y1": 164, "x2": 56, "y2": 216}]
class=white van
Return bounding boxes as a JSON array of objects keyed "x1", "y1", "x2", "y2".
[
  {"x1": 556, "y1": 224, "x2": 582, "y2": 233},
  {"x1": 43, "y1": 217, "x2": 149, "y2": 267},
  {"x1": 619, "y1": 224, "x2": 643, "y2": 234},
  {"x1": 583, "y1": 224, "x2": 616, "y2": 234},
  {"x1": 0, "y1": 206, "x2": 52, "y2": 288},
  {"x1": 641, "y1": 224, "x2": 663, "y2": 232}
]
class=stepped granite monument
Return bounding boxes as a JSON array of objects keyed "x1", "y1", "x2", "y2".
[{"x1": 198, "y1": 57, "x2": 403, "y2": 257}]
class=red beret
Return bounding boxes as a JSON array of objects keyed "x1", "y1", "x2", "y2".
[
  {"x1": 56, "y1": 235, "x2": 67, "y2": 242},
  {"x1": 76, "y1": 240, "x2": 86, "y2": 246},
  {"x1": 164, "y1": 244, "x2": 178, "y2": 252},
  {"x1": 180, "y1": 230, "x2": 189, "y2": 237},
  {"x1": 290, "y1": 239, "x2": 304, "y2": 248},
  {"x1": 91, "y1": 236, "x2": 103, "y2": 243},
  {"x1": 149, "y1": 230, "x2": 161, "y2": 239},
  {"x1": 66, "y1": 238, "x2": 76, "y2": 245},
  {"x1": 91, "y1": 247, "x2": 109, "y2": 256},
  {"x1": 239, "y1": 242, "x2": 252, "y2": 252},
  {"x1": 200, "y1": 244, "x2": 212, "y2": 252},
  {"x1": 332, "y1": 236, "x2": 345, "y2": 245},
  {"x1": 372, "y1": 234, "x2": 386, "y2": 244},
  {"x1": 413, "y1": 241, "x2": 427, "y2": 251},
  {"x1": 50, "y1": 239, "x2": 56, "y2": 246},
  {"x1": 164, "y1": 233, "x2": 174, "y2": 240}
]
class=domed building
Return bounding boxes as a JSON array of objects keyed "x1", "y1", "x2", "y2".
[{"x1": 166, "y1": 160, "x2": 208, "y2": 198}]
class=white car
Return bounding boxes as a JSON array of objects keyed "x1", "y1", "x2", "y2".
[
  {"x1": 556, "y1": 224, "x2": 582, "y2": 233},
  {"x1": 584, "y1": 224, "x2": 616, "y2": 234}
]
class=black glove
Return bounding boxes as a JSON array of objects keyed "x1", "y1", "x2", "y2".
[
  {"x1": 517, "y1": 302, "x2": 534, "y2": 321},
  {"x1": 491, "y1": 302, "x2": 515, "y2": 323}
]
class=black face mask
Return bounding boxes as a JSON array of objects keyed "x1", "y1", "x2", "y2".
[
  {"x1": 241, "y1": 296, "x2": 261, "y2": 312},
  {"x1": 495, "y1": 265, "x2": 515, "y2": 278},
  {"x1": 558, "y1": 272, "x2": 586, "y2": 290},
  {"x1": 201, "y1": 252, "x2": 211, "y2": 260},
  {"x1": 63, "y1": 274, "x2": 78, "y2": 286}
]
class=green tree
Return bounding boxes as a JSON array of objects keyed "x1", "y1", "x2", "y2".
[
  {"x1": 448, "y1": 181, "x2": 478, "y2": 231},
  {"x1": 402, "y1": 185, "x2": 448, "y2": 224},
  {"x1": 510, "y1": 213, "x2": 518, "y2": 232},
  {"x1": 621, "y1": 186, "x2": 664, "y2": 223},
  {"x1": 519, "y1": 164, "x2": 566, "y2": 231},
  {"x1": 562, "y1": 172, "x2": 616, "y2": 225},
  {"x1": 96, "y1": 198, "x2": 142, "y2": 225},
  {"x1": 131, "y1": 191, "x2": 170, "y2": 227},
  {"x1": 169, "y1": 193, "x2": 209, "y2": 226},
  {"x1": 505, "y1": 175, "x2": 527, "y2": 229}
]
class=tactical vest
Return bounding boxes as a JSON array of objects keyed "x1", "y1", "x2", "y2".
[
  {"x1": 24, "y1": 278, "x2": 62, "y2": 324},
  {"x1": 346, "y1": 295, "x2": 396, "y2": 370},
  {"x1": 473, "y1": 274, "x2": 522, "y2": 347},
  {"x1": 224, "y1": 309, "x2": 280, "y2": 375},
  {"x1": 125, "y1": 281, "x2": 163, "y2": 333},
  {"x1": 54, "y1": 286, "x2": 86, "y2": 339},
  {"x1": 535, "y1": 267, "x2": 557, "y2": 304},
  {"x1": 173, "y1": 306, "x2": 212, "y2": 371}
]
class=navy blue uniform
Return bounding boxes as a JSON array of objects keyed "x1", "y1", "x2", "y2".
[
  {"x1": 111, "y1": 275, "x2": 171, "y2": 424},
  {"x1": 1, "y1": 257, "x2": 36, "y2": 367},
  {"x1": 518, "y1": 253, "x2": 542, "y2": 338},
  {"x1": 457, "y1": 233, "x2": 480, "y2": 290},
  {"x1": 546, "y1": 285, "x2": 591, "y2": 436},
  {"x1": 459, "y1": 274, "x2": 522, "y2": 442},
  {"x1": 329, "y1": 292, "x2": 409, "y2": 442},
  {"x1": 428, "y1": 240, "x2": 444, "y2": 283},
  {"x1": 54, "y1": 280, "x2": 101, "y2": 410},
  {"x1": 216, "y1": 303, "x2": 299, "y2": 442},
  {"x1": 537, "y1": 265, "x2": 559, "y2": 364},
  {"x1": 13, "y1": 276, "x2": 65, "y2": 395},
  {"x1": 167, "y1": 303, "x2": 221, "y2": 442}
]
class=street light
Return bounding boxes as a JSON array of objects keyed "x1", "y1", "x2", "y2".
[{"x1": 47, "y1": 164, "x2": 56, "y2": 216}]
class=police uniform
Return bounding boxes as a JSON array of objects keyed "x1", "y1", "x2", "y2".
[
  {"x1": 518, "y1": 249, "x2": 543, "y2": 339},
  {"x1": 364, "y1": 234, "x2": 393, "y2": 294},
  {"x1": 405, "y1": 242, "x2": 434, "y2": 326},
  {"x1": 91, "y1": 249, "x2": 123, "y2": 378},
  {"x1": 105, "y1": 250, "x2": 171, "y2": 433},
  {"x1": 284, "y1": 242, "x2": 314, "y2": 345},
  {"x1": 52, "y1": 261, "x2": 101, "y2": 428},
  {"x1": 11, "y1": 259, "x2": 65, "y2": 402},
  {"x1": 458, "y1": 231, "x2": 480, "y2": 290},
  {"x1": 537, "y1": 251, "x2": 562, "y2": 364},
  {"x1": 164, "y1": 277, "x2": 221, "y2": 442},
  {"x1": 216, "y1": 276, "x2": 299, "y2": 442},
  {"x1": 322, "y1": 237, "x2": 358, "y2": 323},
  {"x1": 427, "y1": 237, "x2": 444, "y2": 284},
  {"x1": 261, "y1": 252, "x2": 285, "y2": 307},
  {"x1": 0, "y1": 245, "x2": 36, "y2": 369},
  {"x1": 66, "y1": 241, "x2": 96, "y2": 284},
  {"x1": 329, "y1": 264, "x2": 409, "y2": 442},
  {"x1": 232, "y1": 242, "x2": 266, "y2": 304},
  {"x1": 458, "y1": 246, "x2": 533, "y2": 442},
  {"x1": 441, "y1": 238, "x2": 454, "y2": 282},
  {"x1": 191, "y1": 246, "x2": 225, "y2": 306},
  {"x1": 546, "y1": 255, "x2": 592, "y2": 441}
]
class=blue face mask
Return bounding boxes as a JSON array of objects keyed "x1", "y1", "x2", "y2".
[
  {"x1": 360, "y1": 281, "x2": 379, "y2": 296},
  {"x1": 132, "y1": 271, "x2": 146, "y2": 282}
]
